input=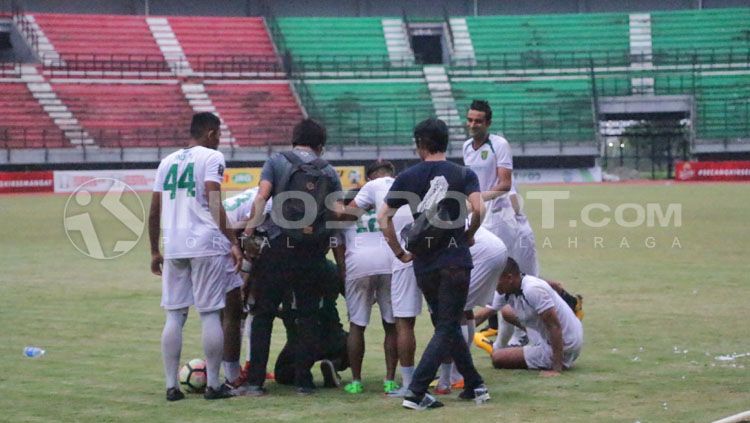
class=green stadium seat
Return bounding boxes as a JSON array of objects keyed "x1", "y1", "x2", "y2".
[{"x1": 306, "y1": 80, "x2": 433, "y2": 145}]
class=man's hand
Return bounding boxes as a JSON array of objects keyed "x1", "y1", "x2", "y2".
[
  {"x1": 399, "y1": 252, "x2": 414, "y2": 263},
  {"x1": 466, "y1": 236, "x2": 475, "y2": 247},
  {"x1": 151, "y1": 252, "x2": 163, "y2": 276},
  {"x1": 230, "y1": 244, "x2": 242, "y2": 273},
  {"x1": 540, "y1": 370, "x2": 561, "y2": 378}
]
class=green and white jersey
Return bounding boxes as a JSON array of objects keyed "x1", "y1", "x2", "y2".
[
  {"x1": 153, "y1": 145, "x2": 228, "y2": 259},
  {"x1": 342, "y1": 176, "x2": 395, "y2": 282},
  {"x1": 222, "y1": 187, "x2": 272, "y2": 230}
]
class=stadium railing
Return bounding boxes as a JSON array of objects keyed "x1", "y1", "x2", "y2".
[{"x1": 36, "y1": 52, "x2": 285, "y2": 78}]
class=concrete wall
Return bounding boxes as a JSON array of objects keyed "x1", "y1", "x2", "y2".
[{"x1": 11, "y1": 0, "x2": 750, "y2": 17}]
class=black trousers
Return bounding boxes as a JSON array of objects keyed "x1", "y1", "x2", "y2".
[
  {"x1": 273, "y1": 316, "x2": 349, "y2": 386},
  {"x1": 247, "y1": 239, "x2": 325, "y2": 389},
  {"x1": 408, "y1": 266, "x2": 484, "y2": 396}
]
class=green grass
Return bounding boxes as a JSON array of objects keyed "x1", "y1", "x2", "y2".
[{"x1": 1, "y1": 183, "x2": 749, "y2": 422}]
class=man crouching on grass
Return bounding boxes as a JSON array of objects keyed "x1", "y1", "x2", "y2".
[{"x1": 476, "y1": 258, "x2": 583, "y2": 376}]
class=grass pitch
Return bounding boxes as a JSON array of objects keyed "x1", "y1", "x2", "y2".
[{"x1": 1, "y1": 182, "x2": 749, "y2": 422}]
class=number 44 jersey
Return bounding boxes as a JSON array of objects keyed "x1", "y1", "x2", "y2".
[{"x1": 153, "y1": 145, "x2": 230, "y2": 259}]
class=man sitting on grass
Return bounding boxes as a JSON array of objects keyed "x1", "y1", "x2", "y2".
[{"x1": 475, "y1": 258, "x2": 583, "y2": 376}]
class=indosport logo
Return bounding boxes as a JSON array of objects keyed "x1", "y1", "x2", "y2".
[{"x1": 63, "y1": 178, "x2": 145, "y2": 259}]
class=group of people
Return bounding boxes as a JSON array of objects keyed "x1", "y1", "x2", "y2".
[{"x1": 148, "y1": 101, "x2": 585, "y2": 410}]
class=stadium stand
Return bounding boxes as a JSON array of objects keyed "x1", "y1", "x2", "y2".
[
  {"x1": 654, "y1": 72, "x2": 750, "y2": 138},
  {"x1": 32, "y1": 13, "x2": 169, "y2": 71},
  {"x1": 463, "y1": 12, "x2": 631, "y2": 68},
  {"x1": 452, "y1": 78, "x2": 597, "y2": 143},
  {"x1": 651, "y1": 8, "x2": 750, "y2": 65},
  {"x1": 277, "y1": 17, "x2": 393, "y2": 71},
  {"x1": 51, "y1": 82, "x2": 193, "y2": 147},
  {"x1": 0, "y1": 82, "x2": 67, "y2": 148},
  {"x1": 1, "y1": 7, "x2": 748, "y2": 159},
  {"x1": 204, "y1": 82, "x2": 303, "y2": 146},
  {"x1": 168, "y1": 16, "x2": 282, "y2": 75},
  {"x1": 306, "y1": 80, "x2": 433, "y2": 145}
]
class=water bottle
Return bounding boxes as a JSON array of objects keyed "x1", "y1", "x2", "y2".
[{"x1": 23, "y1": 346, "x2": 45, "y2": 358}]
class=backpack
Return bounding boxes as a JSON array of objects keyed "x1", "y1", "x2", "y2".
[
  {"x1": 400, "y1": 167, "x2": 467, "y2": 256},
  {"x1": 272, "y1": 151, "x2": 333, "y2": 248}
]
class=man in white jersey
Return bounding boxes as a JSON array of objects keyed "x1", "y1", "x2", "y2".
[
  {"x1": 340, "y1": 160, "x2": 398, "y2": 394},
  {"x1": 509, "y1": 185, "x2": 539, "y2": 277},
  {"x1": 477, "y1": 259, "x2": 583, "y2": 375},
  {"x1": 220, "y1": 187, "x2": 273, "y2": 388},
  {"x1": 462, "y1": 100, "x2": 517, "y2": 252},
  {"x1": 148, "y1": 112, "x2": 243, "y2": 401},
  {"x1": 343, "y1": 160, "x2": 422, "y2": 398}
]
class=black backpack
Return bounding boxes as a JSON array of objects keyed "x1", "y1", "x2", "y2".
[
  {"x1": 401, "y1": 199, "x2": 455, "y2": 256},
  {"x1": 271, "y1": 151, "x2": 333, "y2": 248},
  {"x1": 400, "y1": 167, "x2": 467, "y2": 256}
]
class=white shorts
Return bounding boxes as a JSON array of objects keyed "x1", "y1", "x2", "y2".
[
  {"x1": 161, "y1": 255, "x2": 229, "y2": 313},
  {"x1": 482, "y1": 207, "x2": 519, "y2": 255},
  {"x1": 345, "y1": 274, "x2": 394, "y2": 326},
  {"x1": 523, "y1": 329, "x2": 582, "y2": 370},
  {"x1": 225, "y1": 255, "x2": 244, "y2": 293},
  {"x1": 391, "y1": 266, "x2": 422, "y2": 318},
  {"x1": 465, "y1": 249, "x2": 507, "y2": 311},
  {"x1": 512, "y1": 221, "x2": 540, "y2": 277}
]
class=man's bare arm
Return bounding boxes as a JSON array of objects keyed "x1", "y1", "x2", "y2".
[
  {"x1": 148, "y1": 192, "x2": 163, "y2": 276},
  {"x1": 481, "y1": 167, "x2": 512, "y2": 201},
  {"x1": 466, "y1": 191, "x2": 485, "y2": 242},
  {"x1": 206, "y1": 180, "x2": 242, "y2": 272},
  {"x1": 377, "y1": 204, "x2": 412, "y2": 263},
  {"x1": 540, "y1": 307, "x2": 564, "y2": 373}
]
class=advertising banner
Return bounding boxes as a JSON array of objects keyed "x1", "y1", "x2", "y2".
[
  {"x1": 675, "y1": 161, "x2": 750, "y2": 181},
  {"x1": 513, "y1": 167, "x2": 602, "y2": 184},
  {"x1": 54, "y1": 166, "x2": 367, "y2": 194},
  {"x1": 0, "y1": 171, "x2": 54, "y2": 194},
  {"x1": 223, "y1": 166, "x2": 366, "y2": 193},
  {"x1": 54, "y1": 169, "x2": 156, "y2": 193}
]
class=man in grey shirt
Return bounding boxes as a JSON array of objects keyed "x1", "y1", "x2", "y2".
[{"x1": 240, "y1": 119, "x2": 345, "y2": 395}]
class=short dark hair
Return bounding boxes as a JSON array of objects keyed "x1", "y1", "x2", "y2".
[
  {"x1": 190, "y1": 112, "x2": 220, "y2": 139},
  {"x1": 292, "y1": 118, "x2": 327, "y2": 148},
  {"x1": 366, "y1": 159, "x2": 395, "y2": 179},
  {"x1": 469, "y1": 99, "x2": 492, "y2": 122},
  {"x1": 413, "y1": 118, "x2": 449, "y2": 154},
  {"x1": 501, "y1": 257, "x2": 520, "y2": 276}
]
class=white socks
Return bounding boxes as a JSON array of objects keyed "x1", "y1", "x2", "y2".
[
  {"x1": 438, "y1": 363, "x2": 452, "y2": 388},
  {"x1": 400, "y1": 365, "x2": 414, "y2": 389},
  {"x1": 223, "y1": 361, "x2": 241, "y2": 382},
  {"x1": 200, "y1": 311, "x2": 224, "y2": 390},
  {"x1": 161, "y1": 308, "x2": 188, "y2": 389}
]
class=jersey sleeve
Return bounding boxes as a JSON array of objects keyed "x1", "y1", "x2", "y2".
[
  {"x1": 494, "y1": 138, "x2": 513, "y2": 170},
  {"x1": 353, "y1": 181, "x2": 376, "y2": 210},
  {"x1": 524, "y1": 284, "x2": 555, "y2": 315},
  {"x1": 464, "y1": 168, "x2": 481, "y2": 196},
  {"x1": 153, "y1": 162, "x2": 165, "y2": 192},
  {"x1": 205, "y1": 151, "x2": 226, "y2": 184},
  {"x1": 488, "y1": 292, "x2": 505, "y2": 311},
  {"x1": 325, "y1": 166, "x2": 343, "y2": 192},
  {"x1": 260, "y1": 154, "x2": 277, "y2": 184},
  {"x1": 385, "y1": 173, "x2": 410, "y2": 209}
]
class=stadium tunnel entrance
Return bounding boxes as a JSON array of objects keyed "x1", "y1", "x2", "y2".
[
  {"x1": 407, "y1": 22, "x2": 450, "y2": 65},
  {"x1": 597, "y1": 95, "x2": 693, "y2": 179}
]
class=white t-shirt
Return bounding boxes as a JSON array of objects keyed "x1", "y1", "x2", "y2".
[
  {"x1": 463, "y1": 133, "x2": 513, "y2": 211},
  {"x1": 490, "y1": 275, "x2": 583, "y2": 350},
  {"x1": 342, "y1": 176, "x2": 395, "y2": 281},
  {"x1": 222, "y1": 187, "x2": 273, "y2": 230},
  {"x1": 470, "y1": 225, "x2": 507, "y2": 263},
  {"x1": 153, "y1": 145, "x2": 229, "y2": 259}
]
